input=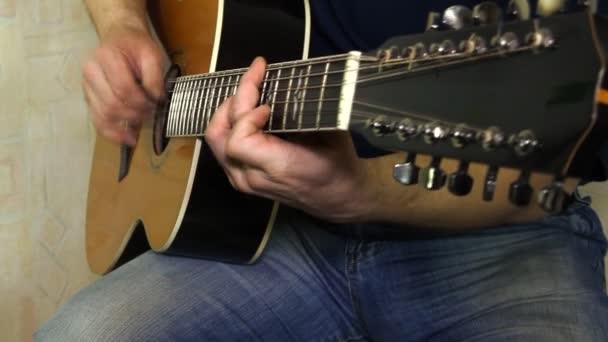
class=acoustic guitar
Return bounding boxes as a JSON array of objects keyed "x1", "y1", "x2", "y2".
[{"x1": 86, "y1": 0, "x2": 608, "y2": 274}]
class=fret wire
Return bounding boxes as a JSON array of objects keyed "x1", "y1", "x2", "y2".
[
  {"x1": 167, "y1": 79, "x2": 179, "y2": 135},
  {"x1": 214, "y1": 76, "x2": 224, "y2": 116},
  {"x1": 202, "y1": 76, "x2": 212, "y2": 133},
  {"x1": 207, "y1": 76, "x2": 219, "y2": 128},
  {"x1": 260, "y1": 69, "x2": 270, "y2": 104},
  {"x1": 195, "y1": 78, "x2": 205, "y2": 134},
  {"x1": 196, "y1": 78, "x2": 209, "y2": 133},
  {"x1": 299, "y1": 64, "x2": 312, "y2": 130},
  {"x1": 232, "y1": 74, "x2": 240, "y2": 96},
  {"x1": 317, "y1": 62, "x2": 330, "y2": 130},
  {"x1": 283, "y1": 67, "x2": 296, "y2": 130},
  {"x1": 190, "y1": 79, "x2": 201, "y2": 135},
  {"x1": 293, "y1": 68, "x2": 303, "y2": 129},
  {"x1": 270, "y1": 69, "x2": 281, "y2": 130},
  {"x1": 183, "y1": 78, "x2": 195, "y2": 135},
  {"x1": 173, "y1": 78, "x2": 187, "y2": 135}
]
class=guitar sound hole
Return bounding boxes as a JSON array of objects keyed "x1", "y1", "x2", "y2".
[{"x1": 153, "y1": 64, "x2": 181, "y2": 156}]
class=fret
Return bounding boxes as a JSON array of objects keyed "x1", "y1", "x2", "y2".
[
  {"x1": 189, "y1": 79, "x2": 201, "y2": 135},
  {"x1": 196, "y1": 77, "x2": 208, "y2": 134},
  {"x1": 183, "y1": 79, "x2": 195, "y2": 135},
  {"x1": 207, "y1": 76, "x2": 219, "y2": 128},
  {"x1": 260, "y1": 70, "x2": 270, "y2": 105},
  {"x1": 225, "y1": 75, "x2": 232, "y2": 102},
  {"x1": 214, "y1": 76, "x2": 224, "y2": 114},
  {"x1": 232, "y1": 74, "x2": 241, "y2": 97},
  {"x1": 269, "y1": 69, "x2": 281, "y2": 130},
  {"x1": 282, "y1": 67, "x2": 296, "y2": 130},
  {"x1": 316, "y1": 62, "x2": 331, "y2": 130},
  {"x1": 173, "y1": 79, "x2": 187, "y2": 135},
  {"x1": 298, "y1": 64, "x2": 312, "y2": 130},
  {"x1": 167, "y1": 79, "x2": 181, "y2": 135},
  {"x1": 217, "y1": 76, "x2": 226, "y2": 119},
  {"x1": 202, "y1": 76, "x2": 212, "y2": 133},
  {"x1": 194, "y1": 78, "x2": 206, "y2": 135}
]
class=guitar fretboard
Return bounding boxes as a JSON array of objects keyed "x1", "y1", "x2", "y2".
[{"x1": 165, "y1": 52, "x2": 361, "y2": 137}]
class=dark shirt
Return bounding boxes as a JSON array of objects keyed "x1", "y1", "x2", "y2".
[{"x1": 308, "y1": 0, "x2": 608, "y2": 181}]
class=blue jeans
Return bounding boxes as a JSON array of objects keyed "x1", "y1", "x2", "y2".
[{"x1": 36, "y1": 196, "x2": 608, "y2": 341}]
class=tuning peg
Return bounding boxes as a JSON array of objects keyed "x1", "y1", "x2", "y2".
[
  {"x1": 478, "y1": 126, "x2": 506, "y2": 151},
  {"x1": 420, "y1": 157, "x2": 447, "y2": 190},
  {"x1": 451, "y1": 124, "x2": 477, "y2": 148},
  {"x1": 448, "y1": 161, "x2": 474, "y2": 196},
  {"x1": 509, "y1": 170, "x2": 533, "y2": 206},
  {"x1": 538, "y1": 180, "x2": 568, "y2": 213},
  {"x1": 506, "y1": 0, "x2": 531, "y2": 20},
  {"x1": 426, "y1": 12, "x2": 443, "y2": 31},
  {"x1": 393, "y1": 153, "x2": 419, "y2": 185},
  {"x1": 369, "y1": 116, "x2": 395, "y2": 136},
  {"x1": 537, "y1": 0, "x2": 567, "y2": 16},
  {"x1": 396, "y1": 119, "x2": 419, "y2": 141},
  {"x1": 483, "y1": 165, "x2": 499, "y2": 201},
  {"x1": 422, "y1": 122, "x2": 450, "y2": 144},
  {"x1": 442, "y1": 5, "x2": 474, "y2": 30},
  {"x1": 473, "y1": 1, "x2": 503, "y2": 25},
  {"x1": 509, "y1": 130, "x2": 540, "y2": 156}
]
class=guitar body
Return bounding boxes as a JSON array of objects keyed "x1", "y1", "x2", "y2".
[{"x1": 86, "y1": 0, "x2": 310, "y2": 274}]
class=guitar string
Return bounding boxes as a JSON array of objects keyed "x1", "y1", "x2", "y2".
[
  {"x1": 165, "y1": 44, "x2": 533, "y2": 95},
  {"x1": 164, "y1": 51, "x2": 472, "y2": 94},
  {"x1": 164, "y1": 45, "x2": 536, "y2": 136}
]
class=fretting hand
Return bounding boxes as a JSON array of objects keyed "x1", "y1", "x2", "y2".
[{"x1": 205, "y1": 57, "x2": 378, "y2": 223}]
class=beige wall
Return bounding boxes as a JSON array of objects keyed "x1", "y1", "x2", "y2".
[
  {"x1": 0, "y1": 1, "x2": 606, "y2": 341},
  {"x1": 0, "y1": 1, "x2": 98, "y2": 340}
]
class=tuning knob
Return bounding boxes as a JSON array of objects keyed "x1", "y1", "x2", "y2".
[
  {"x1": 483, "y1": 165, "x2": 499, "y2": 201},
  {"x1": 370, "y1": 116, "x2": 395, "y2": 136},
  {"x1": 442, "y1": 5, "x2": 473, "y2": 30},
  {"x1": 506, "y1": 0, "x2": 531, "y2": 20},
  {"x1": 420, "y1": 157, "x2": 447, "y2": 190},
  {"x1": 473, "y1": 2, "x2": 503, "y2": 25},
  {"x1": 451, "y1": 124, "x2": 477, "y2": 148},
  {"x1": 448, "y1": 161, "x2": 474, "y2": 196},
  {"x1": 479, "y1": 126, "x2": 506, "y2": 151},
  {"x1": 422, "y1": 122, "x2": 450, "y2": 144},
  {"x1": 393, "y1": 153, "x2": 419, "y2": 185},
  {"x1": 509, "y1": 130, "x2": 540, "y2": 156},
  {"x1": 509, "y1": 170, "x2": 533, "y2": 206},
  {"x1": 497, "y1": 32, "x2": 520, "y2": 50},
  {"x1": 396, "y1": 119, "x2": 419, "y2": 141},
  {"x1": 538, "y1": 180, "x2": 568, "y2": 213}
]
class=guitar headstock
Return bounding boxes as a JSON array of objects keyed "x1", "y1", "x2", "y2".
[{"x1": 347, "y1": 10, "x2": 607, "y2": 212}]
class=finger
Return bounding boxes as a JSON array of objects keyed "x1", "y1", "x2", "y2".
[
  {"x1": 97, "y1": 48, "x2": 155, "y2": 113},
  {"x1": 204, "y1": 97, "x2": 234, "y2": 166},
  {"x1": 134, "y1": 43, "x2": 165, "y2": 102},
  {"x1": 230, "y1": 57, "x2": 267, "y2": 124},
  {"x1": 225, "y1": 105, "x2": 285, "y2": 169},
  {"x1": 84, "y1": 82, "x2": 137, "y2": 145},
  {"x1": 83, "y1": 59, "x2": 143, "y2": 123}
]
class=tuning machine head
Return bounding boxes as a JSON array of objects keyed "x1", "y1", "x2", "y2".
[
  {"x1": 473, "y1": 1, "x2": 503, "y2": 25},
  {"x1": 393, "y1": 153, "x2": 419, "y2": 185},
  {"x1": 442, "y1": 5, "x2": 474, "y2": 30},
  {"x1": 420, "y1": 156, "x2": 447, "y2": 190},
  {"x1": 369, "y1": 116, "x2": 395, "y2": 136}
]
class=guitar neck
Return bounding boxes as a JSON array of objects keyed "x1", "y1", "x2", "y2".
[{"x1": 165, "y1": 52, "x2": 362, "y2": 137}]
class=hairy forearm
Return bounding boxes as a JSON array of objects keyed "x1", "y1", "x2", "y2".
[
  {"x1": 85, "y1": 0, "x2": 149, "y2": 37},
  {"x1": 362, "y1": 152, "x2": 578, "y2": 230}
]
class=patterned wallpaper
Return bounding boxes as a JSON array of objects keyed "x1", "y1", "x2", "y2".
[
  {"x1": 0, "y1": 1, "x2": 606, "y2": 341},
  {"x1": 0, "y1": 1, "x2": 98, "y2": 340}
]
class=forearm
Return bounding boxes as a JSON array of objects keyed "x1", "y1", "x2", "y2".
[
  {"x1": 85, "y1": 0, "x2": 149, "y2": 37},
  {"x1": 361, "y1": 152, "x2": 578, "y2": 230}
]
